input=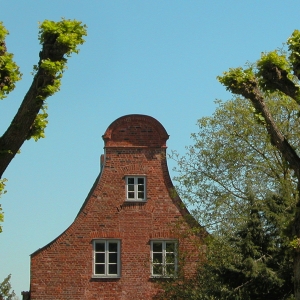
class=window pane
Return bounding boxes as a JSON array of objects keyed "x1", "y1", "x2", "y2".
[
  {"x1": 153, "y1": 253, "x2": 163, "y2": 263},
  {"x1": 153, "y1": 264, "x2": 163, "y2": 275},
  {"x1": 138, "y1": 185, "x2": 144, "y2": 191},
  {"x1": 166, "y1": 264, "x2": 175, "y2": 276},
  {"x1": 95, "y1": 242, "x2": 105, "y2": 252},
  {"x1": 138, "y1": 192, "x2": 144, "y2": 199},
  {"x1": 95, "y1": 264, "x2": 105, "y2": 274},
  {"x1": 109, "y1": 242, "x2": 118, "y2": 252},
  {"x1": 127, "y1": 178, "x2": 134, "y2": 184},
  {"x1": 138, "y1": 178, "x2": 144, "y2": 184},
  {"x1": 152, "y1": 242, "x2": 162, "y2": 252},
  {"x1": 128, "y1": 185, "x2": 134, "y2": 191},
  {"x1": 109, "y1": 264, "x2": 117, "y2": 274},
  {"x1": 166, "y1": 242, "x2": 175, "y2": 252},
  {"x1": 109, "y1": 253, "x2": 117, "y2": 263},
  {"x1": 166, "y1": 253, "x2": 175, "y2": 264},
  {"x1": 95, "y1": 253, "x2": 105, "y2": 263},
  {"x1": 128, "y1": 192, "x2": 135, "y2": 198}
]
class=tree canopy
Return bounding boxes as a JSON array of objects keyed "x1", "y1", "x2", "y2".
[
  {"x1": 216, "y1": 29, "x2": 300, "y2": 298},
  {"x1": 173, "y1": 95, "x2": 298, "y2": 234},
  {"x1": 0, "y1": 19, "x2": 87, "y2": 231},
  {"x1": 169, "y1": 30, "x2": 300, "y2": 298},
  {"x1": 169, "y1": 95, "x2": 296, "y2": 299},
  {"x1": 0, "y1": 274, "x2": 16, "y2": 300}
]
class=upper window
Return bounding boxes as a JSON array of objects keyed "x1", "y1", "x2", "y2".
[
  {"x1": 93, "y1": 239, "x2": 121, "y2": 278},
  {"x1": 151, "y1": 240, "x2": 177, "y2": 277},
  {"x1": 126, "y1": 176, "x2": 146, "y2": 201}
]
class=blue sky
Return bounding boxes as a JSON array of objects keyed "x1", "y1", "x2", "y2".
[{"x1": 1, "y1": 1, "x2": 300, "y2": 297}]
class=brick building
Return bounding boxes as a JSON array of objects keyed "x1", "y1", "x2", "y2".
[{"x1": 27, "y1": 115, "x2": 205, "y2": 300}]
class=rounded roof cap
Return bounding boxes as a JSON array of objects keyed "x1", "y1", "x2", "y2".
[{"x1": 103, "y1": 114, "x2": 169, "y2": 148}]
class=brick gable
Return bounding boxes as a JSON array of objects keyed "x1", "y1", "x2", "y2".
[{"x1": 29, "y1": 115, "x2": 204, "y2": 300}]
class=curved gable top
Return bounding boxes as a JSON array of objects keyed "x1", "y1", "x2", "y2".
[{"x1": 102, "y1": 114, "x2": 169, "y2": 148}]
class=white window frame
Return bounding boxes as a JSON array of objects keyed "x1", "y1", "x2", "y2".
[
  {"x1": 125, "y1": 176, "x2": 146, "y2": 201},
  {"x1": 93, "y1": 239, "x2": 121, "y2": 278},
  {"x1": 150, "y1": 240, "x2": 178, "y2": 277}
]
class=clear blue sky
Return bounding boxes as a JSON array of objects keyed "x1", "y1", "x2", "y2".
[{"x1": 0, "y1": 1, "x2": 299, "y2": 297}]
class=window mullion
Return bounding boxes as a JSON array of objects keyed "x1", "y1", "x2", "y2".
[
  {"x1": 134, "y1": 177, "x2": 137, "y2": 200},
  {"x1": 105, "y1": 241, "x2": 108, "y2": 276},
  {"x1": 163, "y1": 242, "x2": 166, "y2": 276}
]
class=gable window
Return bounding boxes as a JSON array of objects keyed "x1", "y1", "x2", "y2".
[
  {"x1": 151, "y1": 240, "x2": 177, "y2": 277},
  {"x1": 93, "y1": 239, "x2": 121, "y2": 278},
  {"x1": 126, "y1": 176, "x2": 146, "y2": 201}
]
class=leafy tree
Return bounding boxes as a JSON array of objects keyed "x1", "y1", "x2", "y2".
[
  {"x1": 156, "y1": 194, "x2": 294, "y2": 299},
  {"x1": 0, "y1": 19, "x2": 87, "y2": 231},
  {"x1": 203, "y1": 194, "x2": 293, "y2": 299},
  {"x1": 173, "y1": 96, "x2": 298, "y2": 234},
  {"x1": 165, "y1": 95, "x2": 297, "y2": 299},
  {"x1": 217, "y1": 30, "x2": 300, "y2": 298},
  {"x1": 0, "y1": 274, "x2": 16, "y2": 300}
]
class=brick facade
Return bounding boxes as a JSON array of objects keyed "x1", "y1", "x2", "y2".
[{"x1": 29, "y1": 115, "x2": 204, "y2": 300}]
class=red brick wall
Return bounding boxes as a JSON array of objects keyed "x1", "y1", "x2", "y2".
[{"x1": 29, "y1": 115, "x2": 204, "y2": 300}]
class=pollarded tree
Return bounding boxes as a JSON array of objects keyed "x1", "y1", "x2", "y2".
[
  {"x1": 218, "y1": 30, "x2": 300, "y2": 299},
  {"x1": 0, "y1": 19, "x2": 87, "y2": 231}
]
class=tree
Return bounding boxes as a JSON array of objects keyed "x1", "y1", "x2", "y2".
[
  {"x1": 0, "y1": 274, "x2": 16, "y2": 300},
  {"x1": 173, "y1": 96, "x2": 298, "y2": 234},
  {"x1": 167, "y1": 95, "x2": 297, "y2": 299},
  {"x1": 201, "y1": 194, "x2": 294, "y2": 299},
  {"x1": 0, "y1": 19, "x2": 87, "y2": 231},
  {"x1": 217, "y1": 30, "x2": 300, "y2": 298},
  {"x1": 155, "y1": 194, "x2": 294, "y2": 299}
]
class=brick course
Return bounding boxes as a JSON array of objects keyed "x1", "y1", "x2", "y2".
[{"x1": 29, "y1": 115, "x2": 204, "y2": 300}]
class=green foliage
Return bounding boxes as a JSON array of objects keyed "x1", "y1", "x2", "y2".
[
  {"x1": 0, "y1": 19, "x2": 87, "y2": 233},
  {"x1": 26, "y1": 106, "x2": 48, "y2": 141},
  {"x1": 172, "y1": 95, "x2": 299, "y2": 232},
  {"x1": 26, "y1": 18, "x2": 87, "y2": 140},
  {"x1": 218, "y1": 30, "x2": 300, "y2": 106},
  {"x1": 38, "y1": 19, "x2": 87, "y2": 56},
  {"x1": 0, "y1": 22, "x2": 8, "y2": 40},
  {"x1": 257, "y1": 51, "x2": 292, "y2": 90},
  {"x1": 168, "y1": 94, "x2": 298, "y2": 298},
  {"x1": 0, "y1": 179, "x2": 7, "y2": 233},
  {"x1": 0, "y1": 22, "x2": 22, "y2": 99},
  {"x1": 217, "y1": 67, "x2": 256, "y2": 96},
  {"x1": 213, "y1": 30, "x2": 300, "y2": 299},
  {"x1": 288, "y1": 30, "x2": 300, "y2": 77},
  {"x1": 0, "y1": 274, "x2": 16, "y2": 300},
  {"x1": 158, "y1": 195, "x2": 294, "y2": 299}
]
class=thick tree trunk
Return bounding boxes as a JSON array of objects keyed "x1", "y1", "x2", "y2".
[
  {"x1": 0, "y1": 68, "x2": 51, "y2": 178},
  {"x1": 0, "y1": 39, "x2": 68, "y2": 178}
]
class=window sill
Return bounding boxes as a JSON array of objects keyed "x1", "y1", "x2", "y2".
[
  {"x1": 125, "y1": 199, "x2": 147, "y2": 202},
  {"x1": 92, "y1": 275, "x2": 121, "y2": 279}
]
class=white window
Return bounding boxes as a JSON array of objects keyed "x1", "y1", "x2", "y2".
[
  {"x1": 151, "y1": 240, "x2": 177, "y2": 277},
  {"x1": 93, "y1": 240, "x2": 121, "y2": 277},
  {"x1": 126, "y1": 176, "x2": 146, "y2": 201}
]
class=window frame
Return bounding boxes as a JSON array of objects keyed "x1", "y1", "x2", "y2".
[
  {"x1": 150, "y1": 240, "x2": 178, "y2": 278},
  {"x1": 125, "y1": 176, "x2": 146, "y2": 202},
  {"x1": 92, "y1": 239, "x2": 121, "y2": 278}
]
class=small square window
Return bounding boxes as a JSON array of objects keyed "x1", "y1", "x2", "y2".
[
  {"x1": 151, "y1": 240, "x2": 177, "y2": 277},
  {"x1": 126, "y1": 176, "x2": 146, "y2": 201},
  {"x1": 93, "y1": 240, "x2": 121, "y2": 278}
]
